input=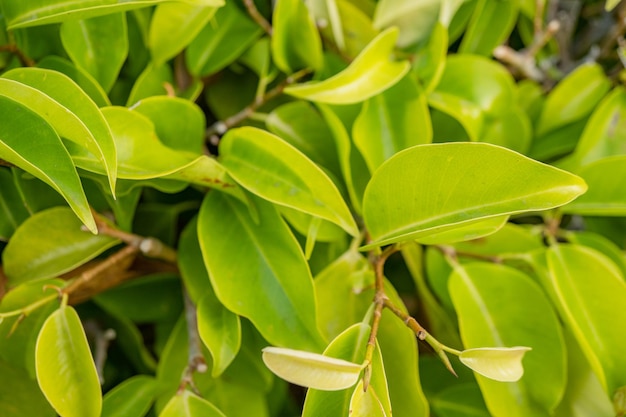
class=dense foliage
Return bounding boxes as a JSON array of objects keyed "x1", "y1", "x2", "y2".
[{"x1": 1, "y1": 0, "x2": 626, "y2": 416}]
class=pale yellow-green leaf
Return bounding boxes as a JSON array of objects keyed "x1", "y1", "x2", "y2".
[
  {"x1": 262, "y1": 346, "x2": 364, "y2": 390},
  {"x1": 284, "y1": 27, "x2": 409, "y2": 104},
  {"x1": 459, "y1": 347, "x2": 532, "y2": 382},
  {"x1": 349, "y1": 380, "x2": 387, "y2": 417}
]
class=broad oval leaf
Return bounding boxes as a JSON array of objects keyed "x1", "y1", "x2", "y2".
[
  {"x1": 349, "y1": 379, "x2": 387, "y2": 417},
  {"x1": 35, "y1": 305, "x2": 102, "y2": 417},
  {"x1": 449, "y1": 263, "x2": 567, "y2": 415},
  {"x1": 60, "y1": 13, "x2": 128, "y2": 93},
  {"x1": 2, "y1": 207, "x2": 120, "y2": 286},
  {"x1": 459, "y1": 347, "x2": 532, "y2": 382},
  {"x1": 219, "y1": 127, "x2": 358, "y2": 236},
  {"x1": 546, "y1": 244, "x2": 626, "y2": 395},
  {"x1": 3, "y1": 0, "x2": 224, "y2": 29},
  {"x1": 272, "y1": 0, "x2": 323, "y2": 73},
  {"x1": 0, "y1": 95, "x2": 95, "y2": 232},
  {"x1": 198, "y1": 192, "x2": 325, "y2": 351},
  {"x1": 284, "y1": 27, "x2": 410, "y2": 104},
  {"x1": 362, "y1": 142, "x2": 587, "y2": 249},
  {"x1": 102, "y1": 375, "x2": 158, "y2": 417},
  {"x1": 2, "y1": 67, "x2": 117, "y2": 194},
  {"x1": 160, "y1": 390, "x2": 226, "y2": 417},
  {"x1": 262, "y1": 346, "x2": 364, "y2": 390}
]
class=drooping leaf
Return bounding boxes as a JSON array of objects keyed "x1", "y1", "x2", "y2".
[
  {"x1": 362, "y1": 142, "x2": 587, "y2": 249},
  {"x1": 536, "y1": 63, "x2": 611, "y2": 137},
  {"x1": 449, "y1": 263, "x2": 567, "y2": 416},
  {"x1": 160, "y1": 390, "x2": 226, "y2": 417},
  {"x1": 459, "y1": 0, "x2": 519, "y2": 55},
  {"x1": 262, "y1": 346, "x2": 364, "y2": 390},
  {"x1": 373, "y1": 0, "x2": 440, "y2": 48},
  {"x1": 219, "y1": 126, "x2": 358, "y2": 236},
  {"x1": 353, "y1": 74, "x2": 432, "y2": 173},
  {"x1": 101, "y1": 376, "x2": 158, "y2": 417},
  {"x1": 3, "y1": 0, "x2": 224, "y2": 29},
  {"x1": 284, "y1": 28, "x2": 410, "y2": 104},
  {"x1": 2, "y1": 207, "x2": 119, "y2": 286},
  {"x1": 546, "y1": 244, "x2": 626, "y2": 395},
  {"x1": 60, "y1": 12, "x2": 128, "y2": 93},
  {"x1": 186, "y1": 0, "x2": 262, "y2": 77},
  {"x1": 349, "y1": 379, "x2": 387, "y2": 417},
  {"x1": 149, "y1": 3, "x2": 218, "y2": 66},
  {"x1": 272, "y1": 0, "x2": 323, "y2": 73},
  {"x1": 198, "y1": 192, "x2": 324, "y2": 351},
  {"x1": 35, "y1": 305, "x2": 102, "y2": 417},
  {"x1": 2, "y1": 67, "x2": 117, "y2": 193},
  {"x1": 0, "y1": 95, "x2": 95, "y2": 232}
]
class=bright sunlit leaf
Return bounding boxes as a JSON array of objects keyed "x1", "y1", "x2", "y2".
[{"x1": 459, "y1": 347, "x2": 532, "y2": 382}]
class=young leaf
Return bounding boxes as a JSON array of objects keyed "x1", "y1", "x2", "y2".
[
  {"x1": 362, "y1": 142, "x2": 587, "y2": 249},
  {"x1": 272, "y1": 0, "x2": 323, "y2": 73},
  {"x1": 35, "y1": 305, "x2": 102, "y2": 417},
  {"x1": 2, "y1": 207, "x2": 120, "y2": 286},
  {"x1": 219, "y1": 127, "x2": 359, "y2": 236},
  {"x1": 546, "y1": 244, "x2": 626, "y2": 395},
  {"x1": 160, "y1": 390, "x2": 226, "y2": 417},
  {"x1": 284, "y1": 27, "x2": 410, "y2": 104},
  {"x1": 0, "y1": 96, "x2": 96, "y2": 232},
  {"x1": 198, "y1": 192, "x2": 325, "y2": 351},
  {"x1": 60, "y1": 13, "x2": 128, "y2": 93},
  {"x1": 262, "y1": 346, "x2": 364, "y2": 390},
  {"x1": 458, "y1": 347, "x2": 532, "y2": 382},
  {"x1": 101, "y1": 375, "x2": 158, "y2": 417},
  {"x1": 2, "y1": 67, "x2": 118, "y2": 194},
  {"x1": 349, "y1": 379, "x2": 387, "y2": 417},
  {"x1": 3, "y1": 0, "x2": 224, "y2": 29}
]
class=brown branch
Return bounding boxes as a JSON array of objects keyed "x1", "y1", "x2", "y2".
[
  {"x1": 433, "y1": 244, "x2": 503, "y2": 264},
  {"x1": 244, "y1": 0, "x2": 272, "y2": 36},
  {"x1": 178, "y1": 290, "x2": 208, "y2": 394},
  {"x1": 0, "y1": 44, "x2": 35, "y2": 67}
]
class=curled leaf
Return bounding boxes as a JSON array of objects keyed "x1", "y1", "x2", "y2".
[
  {"x1": 459, "y1": 346, "x2": 532, "y2": 382},
  {"x1": 262, "y1": 346, "x2": 364, "y2": 391},
  {"x1": 349, "y1": 379, "x2": 387, "y2": 417}
]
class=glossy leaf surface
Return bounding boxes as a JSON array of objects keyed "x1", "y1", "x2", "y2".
[
  {"x1": 198, "y1": 192, "x2": 324, "y2": 351},
  {"x1": 547, "y1": 244, "x2": 626, "y2": 395},
  {"x1": 101, "y1": 376, "x2": 158, "y2": 417},
  {"x1": 160, "y1": 390, "x2": 226, "y2": 417},
  {"x1": 459, "y1": 0, "x2": 518, "y2": 55},
  {"x1": 284, "y1": 28, "x2": 410, "y2": 104},
  {"x1": 363, "y1": 142, "x2": 586, "y2": 248},
  {"x1": 262, "y1": 346, "x2": 363, "y2": 390},
  {"x1": 0, "y1": 95, "x2": 95, "y2": 232},
  {"x1": 35, "y1": 305, "x2": 102, "y2": 417},
  {"x1": 219, "y1": 127, "x2": 358, "y2": 236},
  {"x1": 349, "y1": 379, "x2": 387, "y2": 417},
  {"x1": 2, "y1": 207, "x2": 119, "y2": 286},
  {"x1": 459, "y1": 347, "x2": 532, "y2": 382}
]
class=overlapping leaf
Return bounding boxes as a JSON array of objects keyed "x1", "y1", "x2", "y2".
[
  {"x1": 362, "y1": 142, "x2": 587, "y2": 248},
  {"x1": 160, "y1": 390, "x2": 226, "y2": 417},
  {"x1": 101, "y1": 376, "x2": 158, "y2": 417}
]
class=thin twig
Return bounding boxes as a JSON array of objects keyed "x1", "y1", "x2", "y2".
[
  {"x1": 0, "y1": 159, "x2": 16, "y2": 168},
  {"x1": 0, "y1": 44, "x2": 35, "y2": 67},
  {"x1": 243, "y1": 0, "x2": 273, "y2": 36},
  {"x1": 179, "y1": 290, "x2": 207, "y2": 394},
  {"x1": 433, "y1": 245, "x2": 503, "y2": 264}
]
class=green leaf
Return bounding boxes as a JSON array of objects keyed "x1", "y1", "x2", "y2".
[
  {"x1": 35, "y1": 305, "x2": 102, "y2": 417},
  {"x1": 272, "y1": 0, "x2": 323, "y2": 73},
  {"x1": 198, "y1": 292, "x2": 242, "y2": 377},
  {"x1": 60, "y1": 13, "x2": 128, "y2": 93},
  {"x1": 606, "y1": 0, "x2": 621, "y2": 11},
  {"x1": 262, "y1": 346, "x2": 364, "y2": 390},
  {"x1": 0, "y1": 360, "x2": 54, "y2": 417},
  {"x1": 349, "y1": 380, "x2": 387, "y2": 417},
  {"x1": 0, "y1": 69, "x2": 118, "y2": 194},
  {"x1": 0, "y1": 168, "x2": 29, "y2": 240},
  {"x1": 160, "y1": 390, "x2": 226, "y2": 417},
  {"x1": 459, "y1": 0, "x2": 519, "y2": 55},
  {"x1": 449, "y1": 263, "x2": 567, "y2": 416},
  {"x1": 3, "y1": 0, "x2": 224, "y2": 29},
  {"x1": 546, "y1": 244, "x2": 626, "y2": 395},
  {"x1": 353, "y1": 74, "x2": 432, "y2": 173},
  {"x1": 373, "y1": 0, "x2": 440, "y2": 48},
  {"x1": 219, "y1": 126, "x2": 358, "y2": 236},
  {"x1": 459, "y1": 347, "x2": 532, "y2": 382},
  {"x1": 149, "y1": 3, "x2": 218, "y2": 66},
  {"x1": 562, "y1": 156, "x2": 626, "y2": 215},
  {"x1": 0, "y1": 95, "x2": 95, "y2": 232},
  {"x1": 2, "y1": 207, "x2": 119, "y2": 286},
  {"x1": 198, "y1": 192, "x2": 324, "y2": 351},
  {"x1": 362, "y1": 142, "x2": 587, "y2": 249},
  {"x1": 412, "y1": 21, "x2": 447, "y2": 93},
  {"x1": 284, "y1": 28, "x2": 410, "y2": 104},
  {"x1": 430, "y1": 383, "x2": 491, "y2": 417},
  {"x1": 186, "y1": 0, "x2": 262, "y2": 77},
  {"x1": 537, "y1": 63, "x2": 611, "y2": 136},
  {"x1": 102, "y1": 376, "x2": 158, "y2": 417}
]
